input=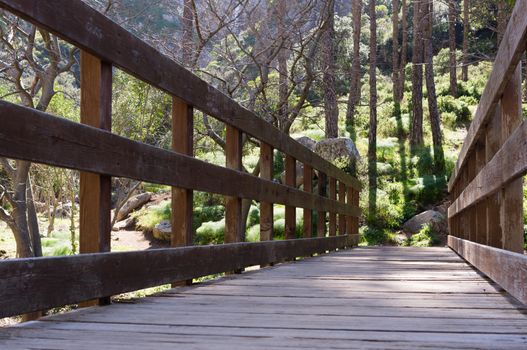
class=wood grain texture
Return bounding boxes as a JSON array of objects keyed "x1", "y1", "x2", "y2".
[
  {"x1": 171, "y1": 97, "x2": 193, "y2": 248},
  {"x1": 303, "y1": 164, "x2": 313, "y2": 238},
  {"x1": 328, "y1": 178, "x2": 337, "y2": 237},
  {"x1": 0, "y1": 101, "x2": 360, "y2": 217},
  {"x1": 338, "y1": 181, "x2": 347, "y2": 236},
  {"x1": 448, "y1": 235, "x2": 527, "y2": 304},
  {"x1": 259, "y1": 143, "x2": 273, "y2": 241},
  {"x1": 0, "y1": 236, "x2": 352, "y2": 318},
  {"x1": 0, "y1": 0, "x2": 360, "y2": 191},
  {"x1": 225, "y1": 126, "x2": 243, "y2": 243},
  {"x1": 285, "y1": 155, "x2": 296, "y2": 240},
  {"x1": 79, "y1": 51, "x2": 112, "y2": 255},
  {"x1": 448, "y1": 0, "x2": 527, "y2": 191},
  {"x1": 317, "y1": 171, "x2": 327, "y2": 237},
  {"x1": 2, "y1": 246, "x2": 526, "y2": 349}
]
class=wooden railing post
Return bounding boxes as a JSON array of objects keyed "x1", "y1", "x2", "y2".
[
  {"x1": 352, "y1": 188, "x2": 359, "y2": 236},
  {"x1": 225, "y1": 126, "x2": 244, "y2": 244},
  {"x1": 79, "y1": 51, "x2": 112, "y2": 305},
  {"x1": 260, "y1": 143, "x2": 274, "y2": 241},
  {"x1": 328, "y1": 177, "x2": 337, "y2": 237},
  {"x1": 338, "y1": 181, "x2": 347, "y2": 236},
  {"x1": 285, "y1": 155, "x2": 297, "y2": 240},
  {"x1": 486, "y1": 106, "x2": 502, "y2": 247},
  {"x1": 500, "y1": 62, "x2": 524, "y2": 253},
  {"x1": 466, "y1": 153, "x2": 476, "y2": 242},
  {"x1": 474, "y1": 140, "x2": 487, "y2": 244},
  {"x1": 303, "y1": 164, "x2": 313, "y2": 238},
  {"x1": 171, "y1": 97, "x2": 193, "y2": 286},
  {"x1": 317, "y1": 171, "x2": 327, "y2": 237}
]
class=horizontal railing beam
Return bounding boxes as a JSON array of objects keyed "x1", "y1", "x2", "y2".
[
  {"x1": 448, "y1": 235, "x2": 527, "y2": 304},
  {"x1": 448, "y1": 120, "x2": 527, "y2": 219},
  {"x1": 0, "y1": 101, "x2": 359, "y2": 217},
  {"x1": 448, "y1": 0, "x2": 527, "y2": 192},
  {"x1": 0, "y1": 0, "x2": 360, "y2": 191},
  {"x1": 0, "y1": 235, "x2": 358, "y2": 318}
]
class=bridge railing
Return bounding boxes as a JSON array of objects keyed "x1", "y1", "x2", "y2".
[
  {"x1": 447, "y1": 0, "x2": 527, "y2": 304},
  {"x1": 0, "y1": 0, "x2": 361, "y2": 318}
]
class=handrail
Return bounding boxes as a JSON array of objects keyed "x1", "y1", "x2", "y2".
[
  {"x1": 447, "y1": 0, "x2": 527, "y2": 305},
  {"x1": 0, "y1": 0, "x2": 362, "y2": 318}
]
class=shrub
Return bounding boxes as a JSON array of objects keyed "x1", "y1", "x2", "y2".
[
  {"x1": 193, "y1": 205, "x2": 224, "y2": 231},
  {"x1": 247, "y1": 205, "x2": 260, "y2": 228},
  {"x1": 408, "y1": 223, "x2": 439, "y2": 247},
  {"x1": 133, "y1": 200, "x2": 171, "y2": 231},
  {"x1": 195, "y1": 219, "x2": 225, "y2": 245},
  {"x1": 359, "y1": 226, "x2": 398, "y2": 246}
]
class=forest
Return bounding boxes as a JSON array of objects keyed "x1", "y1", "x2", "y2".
[{"x1": 0, "y1": 0, "x2": 525, "y2": 264}]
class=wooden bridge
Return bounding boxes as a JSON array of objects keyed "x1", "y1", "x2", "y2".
[{"x1": 1, "y1": 0, "x2": 527, "y2": 349}]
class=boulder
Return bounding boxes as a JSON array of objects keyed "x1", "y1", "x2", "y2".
[
  {"x1": 153, "y1": 220, "x2": 171, "y2": 241},
  {"x1": 402, "y1": 210, "x2": 446, "y2": 236},
  {"x1": 314, "y1": 137, "x2": 360, "y2": 170},
  {"x1": 54, "y1": 202, "x2": 72, "y2": 218},
  {"x1": 113, "y1": 217, "x2": 137, "y2": 231},
  {"x1": 116, "y1": 192, "x2": 152, "y2": 222},
  {"x1": 295, "y1": 136, "x2": 317, "y2": 151}
]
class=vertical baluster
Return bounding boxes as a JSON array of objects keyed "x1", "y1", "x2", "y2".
[
  {"x1": 303, "y1": 164, "x2": 313, "y2": 238},
  {"x1": 486, "y1": 106, "x2": 502, "y2": 247},
  {"x1": 79, "y1": 51, "x2": 112, "y2": 305},
  {"x1": 171, "y1": 96, "x2": 193, "y2": 285},
  {"x1": 317, "y1": 171, "x2": 327, "y2": 237},
  {"x1": 329, "y1": 177, "x2": 337, "y2": 237},
  {"x1": 260, "y1": 143, "x2": 274, "y2": 241},
  {"x1": 225, "y1": 126, "x2": 244, "y2": 244},
  {"x1": 285, "y1": 155, "x2": 297, "y2": 240},
  {"x1": 474, "y1": 141, "x2": 487, "y2": 244},
  {"x1": 338, "y1": 181, "x2": 347, "y2": 236},
  {"x1": 500, "y1": 62, "x2": 524, "y2": 253}
]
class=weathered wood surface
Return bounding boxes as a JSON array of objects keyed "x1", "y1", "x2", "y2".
[
  {"x1": 0, "y1": 101, "x2": 359, "y2": 217},
  {"x1": 2, "y1": 247, "x2": 527, "y2": 349},
  {"x1": 449, "y1": 235, "x2": 527, "y2": 304},
  {"x1": 0, "y1": 0, "x2": 360, "y2": 191},
  {"x1": 0, "y1": 236, "x2": 355, "y2": 319},
  {"x1": 448, "y1": 0, "x2": 527, "y2": 191}
]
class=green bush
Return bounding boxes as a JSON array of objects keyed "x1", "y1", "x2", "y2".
[
  {"x1": 437, "y1": 95, "x2": 471, "y2": 125},
  {"x1": 195, "y1": 219, "x2": 225, "y2": 245},
  {"x1": 359, "y1": 226, "x2": 398, "y2": 246},
  {"x1": 193, "y1": 205, "x2": 224, "y2": 231},
  {"x1": 247, "y1": 205, "x2": 260, "y2": 227},
  {"x1": 408, "y1": 224, "x2": 439, "y2": 247},
  {"x1": 133, "y1": 200, "x2": 171, "y2": 231}
]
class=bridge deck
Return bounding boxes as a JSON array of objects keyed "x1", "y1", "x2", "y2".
[{"x1": 1, "y1": 247, "x2": 527, "y2": 349}]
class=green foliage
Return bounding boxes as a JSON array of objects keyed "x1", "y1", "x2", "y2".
[
  {"x1": 247, "y1": 205, "x2": 260, "y2": 228},
  {"x1": 133, "y1": 200, "x2": 171, "y2": 232},
  {"x1": 193, "y1": 205, "x2": 225, "y2": 232},
  {"x1": 407, "y1": 224, "x2": 440, "y2": 247},
  {"x1": 359, "y1": 226, "x2": 398, "y2": 246},
  {"x1": 437, "y1": 95, "x2": 471, "y2": 126},
  {"x1": 195, "y1": 219, "x2": 225, "y2": 245}
]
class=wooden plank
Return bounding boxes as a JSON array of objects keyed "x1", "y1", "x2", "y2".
[
  {"x1": 285, "y1": 155, "x2": 296, "y2": 240},
  {"x1": 338, "y1": 181, "x2": 346, "y2": 236},
  {"x1": 0, "y1": 236, "x2": 351, "y2": 318},
  {"x1": 317, "y1": 171, "x2": 327, "y2": 237},
  {"x1": 79, "y1": 51, "x2": 112, "y2": 255},
  {"x1": 259, "y1": 143, "x2": 273, "y2": 241},
  {"x1": 448, "y1": 119, "x2": 527, "y2": 222},
  {"x1": 449, "y1": 235, "x2": 527, "y2": 304},
  {"x1": 225, "y1": 126, "x2": 244, "y2": 243},
  {"x1": 0, "y1": 101, "x2": 360, "y2": 217},
  {"x1": 349, "y1": 187, "x2": 360, "y2": 236},
  {"x1": 328, "y1": 177, "x2": 337, "y2": 237},
  {"x1": 171, "y1": 97, "x2": 193, "y2": 248},
  {"x1": 448, "y1": 0, "x2": 527, "y2": 191},
  {"x1": 474, "y1": 141, "x2": 487, "y2": 244},
  {"x1": 0, "y1": 0, "x2": 361, "y2": 191},
  {"x1": 499, "y1": 63, "x2": 524, "y2": 253},
  {"x1": 303, "y1": 164, "x2": 313, "y2": 238}
]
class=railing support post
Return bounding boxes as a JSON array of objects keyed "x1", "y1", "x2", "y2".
[
  {"x1": 500, "y1": 62, "x2": 524, "y2": 253},
  {"x1": 225, "y1": 126, "x2": 244, "y2": 244},
  {"x1": 285, "y1": 155, "x2": 297, "y2": 240},
  {"x1": 338, "y1": 181, "x2": 347, "y2": 237},
  {"x1": 260, "y1": 143, "x2": 274, "y2": 241},
  {"x1": 303, "y1": 164, "x2": 313, "y2": 238},
  {"x1": 328, "y1": 177, "x2": 337, "y2": 237},
  {"x1": 79, "y1": 50, "x2": 112, "y2": 305},
  {"x1": 171, "y1": 97, "x2": 194, "y2": 285},
  {"x1": 317, "y1": 171, "x2": 327, "y2": 237}
]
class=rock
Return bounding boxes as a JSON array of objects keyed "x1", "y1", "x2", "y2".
[
  {"x1": 153, "y1": 220, "x2": 171, "y2": 241},
  {"x1": 54, "y1": 202, "x2": 72, "y2": 218},
  {"x1": 116, "y1": 192, "x2": 152, "y2": 222},
  {"x1": 295, "y1": 136, "x2": 317, "y2": 151},
  {"x1": 402, "y1": 210, "x2": 447, "y2": 236},
  {"x1": 113, "y1": 217, "x2": 137, "y2": 231},
  {"x1": 314, "y1": 137, "x2": 360, "y2": 171}
]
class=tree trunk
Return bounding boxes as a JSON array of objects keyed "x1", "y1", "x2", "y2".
[
  {"x1": 277, "y1": 0, "x2": 289, "y2": 126},
  {"x1": 322, "y1": 0, "x2": 338, "y2": 139},
  {"x1": 392, "y1": 0, "x2": 400, "y2": 103},
  {"x1": 423, "y1": 0, "x2": 444, "y2": 172},
  {"x1": 181, "y1": 0, "x2": 194, "y2": 67},
  {"x1": 345, "y1": 0, "x2": 362, "y2": 131},
  {"x1": 26, "y1": 174, "x2": 42, "y2": 257},
  {"x1": 396, "y1": 0, "x2": 408, "y2": 102},
  {"x1": 410, "y1": 0, "x2": 424, "y2": 148},
  {"x1": 461, "y1": 0, "x2": 469, "y2": 81},
  {"x1": 448, "y1": 0, "x2": 458, "y2": 96},
  {"x1": 368, "y1": 0, "x2": 378, "y2": 221}
]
